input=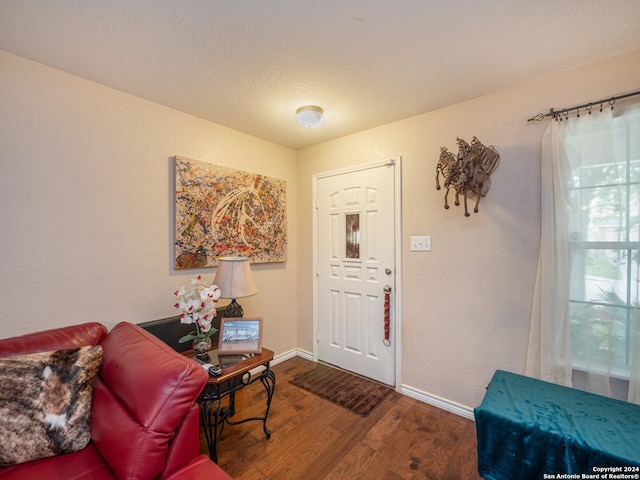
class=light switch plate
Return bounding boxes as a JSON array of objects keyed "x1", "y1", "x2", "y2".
[{"x1": 410, "y1": 235, "x2": 431, "y2": 252}]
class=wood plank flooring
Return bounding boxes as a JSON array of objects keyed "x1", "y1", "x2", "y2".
[{"x1": 201, "y1": 356, "x2": 483, "y2": 480}]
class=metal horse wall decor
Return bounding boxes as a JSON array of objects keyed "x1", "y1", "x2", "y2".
[{"x1": 435, "y1": 137, "x2": 500, "y2": 217}]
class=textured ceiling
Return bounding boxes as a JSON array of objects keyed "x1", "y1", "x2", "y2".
[{"x1": 1, "y1": 1, "x2": 640, "y2": 150}]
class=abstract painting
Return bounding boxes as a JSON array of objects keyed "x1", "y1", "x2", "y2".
[{"x1": 174, "y1": 156, "x2": 287, "y2": 269}]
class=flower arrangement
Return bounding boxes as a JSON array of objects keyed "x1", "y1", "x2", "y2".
[{"x1": 174, "y1": 275, "x2": 222, "y2": 344}]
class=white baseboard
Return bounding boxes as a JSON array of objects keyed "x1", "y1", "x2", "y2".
[
  {"x1": 272, "y1": 349, "x2": 475, "y2": 422},
  {"x1": 272, "y1": 348, "x2": 313, "y2": 366},
  {"x1": 247, "y1": 348, "x2": 304, "y2": 376},
  {"x1": 399, "y1": 384, "x2": 475, "y2": 421}
]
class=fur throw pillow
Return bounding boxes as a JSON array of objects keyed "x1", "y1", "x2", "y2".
[{"x1": 0, "y1": 345, "x2": 103, "y2": 466}]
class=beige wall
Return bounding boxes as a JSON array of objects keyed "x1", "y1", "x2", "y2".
[
  {"x1": 297, "y1": 49, "x2": 640, "y2": 410},
  {"x1": 2, "y1": 47, "x2": 640, "y2": 412},
  {"x1": 0, "y1": 50, "x2": 298, "y2": 357}
]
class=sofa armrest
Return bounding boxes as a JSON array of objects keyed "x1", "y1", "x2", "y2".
[
  {"x1": 162, "y1": 403, "x2": 201, "y2": 475},
  {"x1": 163, "y1": 455, "x2": 234, "y2": 480},
  {"x1": 0, "y1": 322, "x2": 107, "y2": 356},
  {"x1": 92, "y1": 322, "x2": 209, "y2": 480}
]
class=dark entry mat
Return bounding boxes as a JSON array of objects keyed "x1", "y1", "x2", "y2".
[{"x1": 289, "y1": 363, "x2": 393, "y2": 417}]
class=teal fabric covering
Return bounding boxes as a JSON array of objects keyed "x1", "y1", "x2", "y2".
[{"x1": 474, "y1": 370, "x2": 640, "y2": 480}]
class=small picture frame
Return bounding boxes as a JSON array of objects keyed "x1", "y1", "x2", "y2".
[{"x1": 218, "y1": 317, "x2": 263, "y2": 355}]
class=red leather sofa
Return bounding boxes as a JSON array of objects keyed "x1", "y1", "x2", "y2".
[{"x1": 0, "y1": 321, "x2": 233, "y2": 479}]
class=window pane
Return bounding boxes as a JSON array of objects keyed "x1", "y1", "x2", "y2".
[
  {"x1": 570, "y1": 302, "x2": 628, "y2": 367},
  {"x1": 569, "y1": 249, "x2": 628, "y2": 303},
  {"x1": 566, "y1": 126, "x2": 627, "y2": 188},
  {"x1": 630, "y1": 123, "x2": 640, "y2": 182},
  {"x1": 568, "y1": 184, "x2": 639, "y2": 243},
  {"x1": 587, "y1": 185, "x2": 627, "y2": 241},
  {"x1": 577, "y1": 163, "x2": 627, "y2": 189},
  {"x1": 345, "y1": 213, "x2": 360, "y2": 259},
  {"x1": 630, "y1": 180, "x2": 640, "y2": 242},
  {"x1": 631, "y1": 252, "x2": 640, "y2": 306}
]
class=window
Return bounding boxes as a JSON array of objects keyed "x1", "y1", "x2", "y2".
[{"x1": 566, "y1": 119, "x2": 640, "y2": 378}]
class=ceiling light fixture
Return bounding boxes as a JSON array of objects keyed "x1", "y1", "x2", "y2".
[{"x1": 296, "y1": 106, "x2": 324, "y2": 128}]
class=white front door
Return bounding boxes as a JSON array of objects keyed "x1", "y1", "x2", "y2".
[{"x1": 315, "y1": 160, "x2": 398, "y2": 386}]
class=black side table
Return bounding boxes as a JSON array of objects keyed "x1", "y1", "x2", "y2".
[{"x1": 195, "y1": 347, "x2": 276, "y2": 463}]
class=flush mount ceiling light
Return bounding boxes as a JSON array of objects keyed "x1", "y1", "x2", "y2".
[{"x1": 296, "y1": 106, "x2": 324, "y2": 128}]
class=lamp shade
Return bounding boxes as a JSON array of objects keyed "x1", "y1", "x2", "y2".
[
  {"x1": 213, "y1": 256, "x2": 258, "y2": 299},
  {"x1": 296, "y1": 106, "x2": 323, "y2": 128}
]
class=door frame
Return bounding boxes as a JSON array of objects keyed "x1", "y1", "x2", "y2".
[{"x1": 312, "y1": 158, "x2": 403, "y2": 388}]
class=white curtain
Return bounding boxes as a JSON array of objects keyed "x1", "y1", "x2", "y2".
[
  {"x1": 526, "y1": 100, "x2": 640, "y2": 404},
  {"x1": 525, "y1": 118, "x2": 574, "y2": 388}
]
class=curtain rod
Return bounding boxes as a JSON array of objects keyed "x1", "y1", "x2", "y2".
[{"x1": 527, "y1": 89, "x2": 640, "y2": 122}]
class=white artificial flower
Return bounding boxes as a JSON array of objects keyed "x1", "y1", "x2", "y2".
[
  {"x1": 199, "y1": 317, "x2": 213, "y2": 332},
  {"x1": 186, "y1": 298, "x2": 202, "y2": 312},
  {"x1": 201, "y1": 285, "x2": 221, "y2": 301},
  {"x1": 173, "y1": 275, "x2": 222, "y2": 343}
]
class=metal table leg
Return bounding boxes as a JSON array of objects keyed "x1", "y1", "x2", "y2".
[{"x1": 199, "y1": 364, "x2": 276, "y2": 463}]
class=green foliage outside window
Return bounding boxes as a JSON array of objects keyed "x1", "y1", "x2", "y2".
[{"x1": 570, "y1": 288, "x2": 637, "y2": 368}]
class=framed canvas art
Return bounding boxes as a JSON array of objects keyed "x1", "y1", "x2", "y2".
[{"x1": 174, "y1": 156, "x2": 287, "y2": 269}]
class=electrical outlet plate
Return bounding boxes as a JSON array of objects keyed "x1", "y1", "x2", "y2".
[{"x1": 410, "y1": 235, "x2": 431, "y2": 252}]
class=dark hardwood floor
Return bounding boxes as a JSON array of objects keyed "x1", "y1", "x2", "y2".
[{"x1": 201, "y1": 356, "x2": 483, "y2": 480}]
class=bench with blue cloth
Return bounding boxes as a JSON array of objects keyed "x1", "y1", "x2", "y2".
[{"x1": 474, "y1": 370, "x2": 640, "y2": 480}]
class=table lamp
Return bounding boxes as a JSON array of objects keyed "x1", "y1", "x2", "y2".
[{"x1": 213, "y1": 256, "x2": 258, "y2": 317}]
